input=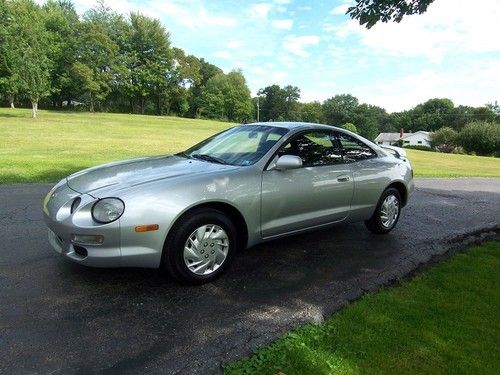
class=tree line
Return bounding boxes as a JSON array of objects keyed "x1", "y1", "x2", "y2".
[
  {"x1": 256, "y1": 89, "x2": 499, "y2": 143},
  {"x1": 0, "y1": 0, "x2": 252, "y2": 119},
  {"x1": 0, "y1": 0, "x2": 499, "y2": 154}
]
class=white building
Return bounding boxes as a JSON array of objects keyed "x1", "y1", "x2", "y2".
[{"x1": 374, "y1": 129, "x2": 432, "y2": 147}]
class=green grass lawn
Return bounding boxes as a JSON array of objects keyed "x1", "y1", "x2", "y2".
[
  {"x1": 0, "y1": 108, "x2": 232, "y2": 183},
  {"x1": 0, "y1": 108, "x2": 498, "y2": 183},
  {"x1": 225, "y1": 241, "x2": 500, "y2": 374},
  {"x1": 406, "y1": 149, "x2": 500, "y2": 178}
]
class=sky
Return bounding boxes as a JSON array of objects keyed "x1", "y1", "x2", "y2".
[{"x1": 52, "y1": 0, "x2": 500, "y2": 112}]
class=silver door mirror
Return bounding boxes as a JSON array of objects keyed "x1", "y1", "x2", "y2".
[{"x1": 275, "y1": 155, "x2": 302, "y2": 170}]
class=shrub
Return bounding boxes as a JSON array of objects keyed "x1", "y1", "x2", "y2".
[
  {"x1": 451, "y1": 146, "x2": 466, "y2": 155},
  {"x1": 458, "y1": 121, "x2": 500, "y2": 156},
  {"x1": 431, "y1": 126, "x2": 458, "y2": 153}
]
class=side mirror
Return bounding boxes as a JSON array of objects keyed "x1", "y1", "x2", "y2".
[{"x1": 275, "y1": 155, "x2": 303, "y2": 170}]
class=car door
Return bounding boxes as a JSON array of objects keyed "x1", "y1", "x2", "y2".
[
  {"x1": 335, "y1": 131, "x2": 387, "y2": 219},
  {"x1": 261, "y1": 130, "x2": 354, "y2": 238}
]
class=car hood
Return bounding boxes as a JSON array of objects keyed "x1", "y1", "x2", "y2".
[{"x1": 66, "y1": 155, "x2": 238, "y2": 196}]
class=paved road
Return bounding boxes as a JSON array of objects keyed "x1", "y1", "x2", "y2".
[{"x1": 1, "y1": 179, "x2": 499, "y2": 374}]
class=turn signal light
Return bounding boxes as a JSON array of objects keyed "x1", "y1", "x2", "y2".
[{"x1": 135, "y1": 224, "x2": 159, "y2": 232}]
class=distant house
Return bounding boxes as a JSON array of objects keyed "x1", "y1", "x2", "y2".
[{"x1": 374, "y1": 129, "x2": 432, "y2": 147}]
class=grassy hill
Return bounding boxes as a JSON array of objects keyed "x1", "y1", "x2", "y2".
[
  {"x1": 0, "y1": 108, "x2": 498, "y2": 183},
  {"x1": 0, "y1": 109, "x2": 232, "y2": 183}
]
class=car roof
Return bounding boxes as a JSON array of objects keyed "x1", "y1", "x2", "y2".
[{"x1": 245, "y1": 122, "x2": 341, "y2": 131}]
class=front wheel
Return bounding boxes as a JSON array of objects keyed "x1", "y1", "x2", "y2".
[
  {"x1": 162, "y1": 208, "x2": 237, "y2": 284},
  {"x1": 365, "y1": 188, "x2": 402, "y2": 234}
]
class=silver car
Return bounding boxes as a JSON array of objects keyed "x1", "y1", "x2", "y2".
[{"x1": 43, "y1": 122, "x2": 414, "y2": 284}]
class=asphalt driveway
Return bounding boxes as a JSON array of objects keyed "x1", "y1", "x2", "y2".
[{"x1": 1, "y1": 178, "x2": 499, "y2": 374}]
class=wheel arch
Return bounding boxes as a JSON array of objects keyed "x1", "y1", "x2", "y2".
[
  {"x1": 386, "y1": 181, "x2": 408, "y2": 206},
  {"x1": 165, "y1": 201, "x2": 249, "y2": 250}
]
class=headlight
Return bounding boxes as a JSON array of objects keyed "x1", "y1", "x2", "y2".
[{"x1": 91, "y1": 198, "x2": 125, "y2": 224}]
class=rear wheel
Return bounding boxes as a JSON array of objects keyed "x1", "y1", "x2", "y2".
[
  {"x1": 365, "y1": 188, "x2": 401, "y2": 234},
  {"x1": 162, "y1": 208, "x2": 237, "y2": 284}
]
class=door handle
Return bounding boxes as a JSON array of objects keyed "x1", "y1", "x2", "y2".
[{"x1": 337, "y1": 175, "x2": 350, "y2": 182}]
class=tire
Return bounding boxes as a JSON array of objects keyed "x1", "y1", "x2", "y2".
[
  {"x1": 364, "y1": 187, "x2": 402, "y2": 234},
  {"x1": 162, "y1": 208, "x2": 238, "y2": 284}
]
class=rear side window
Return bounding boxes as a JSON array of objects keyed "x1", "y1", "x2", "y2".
[{"x1": 336, "y1": 133, "x2": 377, "y2": 162}]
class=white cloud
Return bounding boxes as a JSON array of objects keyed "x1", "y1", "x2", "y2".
[
  {"x1": 330, "y1": 2, "x2": 351, "y2": 16},
  {"x1": 351, "y1": 59, "x2": 500, "y2": 112},
  {"x1": 248, "y1": 3, "x2": 273, "y2": 19},
  {"x1": 271, "y1": 71, "x2": 288, "y2": 82},
  {"x1": 250, "y1": 66, "x2": 267, "y2": 75},
  {"x1": 282, "y1": 35, "x2": 320, "y2": 57},
  {"x1": 271, "y1": 19, "x2": 294, "y2": 30},
  {"x1": 213, "y1": 50, "x2": 231, "y2": 59},
  {"x1": 322, "y1": 23, "x2": 336, "y2": 33},
  {"x1": 106, "y1": 0, "x2": 145, "y2": 15},
  {"x1": 330, "y1": 0, "x2": 500, "y2": 62},
  {"x1": 226, "y1": 40, "x2": 243, "y2": 49},
  {"x1": 42, "y1": 0, "x2": 149, "y2": 17},
  {"x1": 151, "y1": 0, "x2": 236, "y2": 28}
]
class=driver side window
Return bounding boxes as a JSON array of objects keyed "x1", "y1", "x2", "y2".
[{"x1": 278, "y1": 131, "x2": 342, "y2": 167}]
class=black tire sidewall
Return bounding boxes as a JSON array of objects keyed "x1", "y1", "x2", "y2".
[
  {"x1": 368, "y1": 188, "x2": 402, "y2": 234},
  {"x1": 163, "y1": 209, "x2": 237, "y2": 284}
]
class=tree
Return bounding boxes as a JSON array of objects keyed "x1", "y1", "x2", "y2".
[
  {"x1": 162, "y1": 47, "x2": 201, "y2": 116},
  {"x1": 257, "y1": 84, "x2": 300, "y2": 121},
  {"x1": 188, "y1": 58, "x2": 222, "y2": 118},
  {"x1": 127, "y1": 12, "x2": 172, "y2": 114},
  {"x1": 412, "y1": 98, "x2": 454, "y2": 131},
  {"x1": 69, "y1": 62, "x2": 100, "y2": 110},
  {"x1": 430, "y1": 127, "x2": 458, "y2": 153},
  {"x1": 347, "y1": 0, "x2": 436, "y2": 29},
  {"x1": 342, "y1": 123, "x2": 358, "y2": 134},
  {"x1": 198, "y1": 70, "x2": 252, "y2": 122},
  {"x1": 486, "y1": 101, "x2": 500, "y2": 116},
  {"x1": 472, "y1": 106, "x2": 497, "y2": 123},
  {"x1": 81, "y1": 2, "x2": 132, "y2": 112},
  {"x1": 322, "y1": 94, "x2": 359, "y2": 126},
  {"x1": 2, "y1": 0, "x2": 52, "y2": 118},
  {"x1": 73, "y1": 20, "x2": 118, "y2": 111},
  {"x1": 42, "y1": 0, "x2": 79, "y2": 108},
  {"x1": 458, "y1": 121, "x2": 500, "y2": 156},
  {"x1": 352, "y1": 103, "x2": 387, "y2": 140},
  {"x1": 451, "y1": 105, "x2": 475, "y2": 131},
  {"x1": 386, "y1": 110, "x2": 413, "y2": 133},
  {"x1": 224, "y1": 71, "x2": 253, "y2": 122},
  {"x1": 0, "y1": 1, "x2": 17, "y2": 108},
  {"x1": 297, "y1": 101, "x2": 324, "y2": 123}
]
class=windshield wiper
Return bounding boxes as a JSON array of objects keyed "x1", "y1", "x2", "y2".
[
  {"x1": 175, "y1": 151, "x2": 192, "y2": 159},
  {"x1": 191, "y1": 153, "x2": 228, "y2": 165}
]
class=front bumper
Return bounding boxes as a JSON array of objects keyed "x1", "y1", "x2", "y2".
[
  {"x1": 43, "y1": 181, "x2": 164, "y2": 268},
  {"x1": 43, "y1": 181, "x2": 123, "y2": 268},
  {"x1": 46, "y1": 227, "x2": 122, "y2": 267}
]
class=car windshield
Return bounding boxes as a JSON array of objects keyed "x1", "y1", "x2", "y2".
[{"x1": 181, "y1": 125, "x2": 289, "y2": 166}]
